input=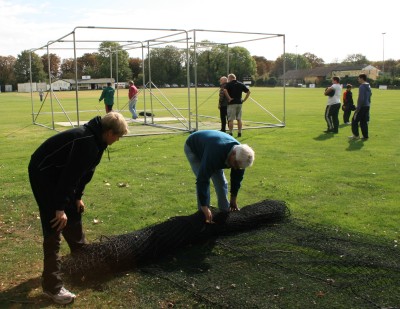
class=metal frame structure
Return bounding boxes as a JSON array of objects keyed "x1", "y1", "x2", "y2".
[{"x1": 28, "y1": 27, "x2": 286, "y2": 135}]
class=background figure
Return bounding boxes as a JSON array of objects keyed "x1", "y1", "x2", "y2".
[
  {"x1": 28, "y1": 112, "x2": 128, "y2": 304},
  {"x1": 223, "y1": 74, "x2": 251, "y2": 137},
  {"x1": 99, "y1": 82, "x2": 115, "y2": 113},
  {"x1": 342, "y1": 84, "x2": 355, "y2": 124},
  {"x1": 128, "y1": 80, "x2": 139, "y2": 119},
  {"x1": 349, "y1": 74, "x2": 372, "y2": 141},
  {"x1": 184, "y1": 130, "x2": 255, "y2": 223},
  {"x1": 39, "y1": 89, "x2": 44, "y2": 102},
  {"x1": 218, "y1": 76, "x2": 229, "y2": 132},
  {"x1": 323, "y1": 76, "x2": 342, "y2": 134}
]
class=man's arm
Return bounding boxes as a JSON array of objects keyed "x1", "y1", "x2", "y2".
[
  {"x1": 242, "y1": 90, "x2": 251, "y2": 103},
  {"x1": 223, "y1": 88, "x2": 233, "y2": 103}
]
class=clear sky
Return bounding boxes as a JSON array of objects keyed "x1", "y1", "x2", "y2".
[{"x1": 1, "y1": 0, "x2": 397, "y2": 63}]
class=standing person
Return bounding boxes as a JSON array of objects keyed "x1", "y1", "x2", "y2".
[
  {"x1": 28, "y1": 112, "x2": 128, "y2": 305},
  {"x1": 218, "y1": 76, "x2": 229, "y2": 132},
  {"x1": 349, "y1": 74, "x2": 372, "y2": 141},
  {"x1": 184, "y1": 130, "x2": 255, "y2": 223},
  {"x1": 342, "y1": 84, "x2": 355, "y2": 124},
  {"x1": 39, "y1": 89, "x2": 44, "y2": 102},
  {"x1": 223, "y1": 73, "x2": 251, "y2": 137},
  {"x1": 99, "y1": 82, "x2": 115, "y2": 113},
  {"x1": 128, "y1": 80, "x2": 139, "y2": 119},
  {"x1": 323, "y1": 76, "x2": 342, "y2": 133}
]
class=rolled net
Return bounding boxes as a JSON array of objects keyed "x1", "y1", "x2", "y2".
[{"x1": 61, "y1": 199, "x2": 289, "y2": 275}]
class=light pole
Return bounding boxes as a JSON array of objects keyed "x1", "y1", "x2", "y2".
[{"x1": 382, "y1": 32, "x2": 386, "y2": 74}]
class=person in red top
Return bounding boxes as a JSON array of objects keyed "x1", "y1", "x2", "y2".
[
  {"x1": 342, "y1": 84, "x2": 355, "y2": 124},
  {"x1": 128, "y1": 80, "x2": 139, "y2": 119}
]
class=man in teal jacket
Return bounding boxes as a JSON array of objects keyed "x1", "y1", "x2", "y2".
[
  {"x1": 99, "y1": 82, "x2": 115, "y2": 113},
  {"x1": 184, "y1": 130, "x2": 255, "y2": 223}
]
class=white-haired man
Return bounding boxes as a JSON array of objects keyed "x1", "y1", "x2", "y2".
[{"x1": 184, "y1": 130, "x2": 255, "y2": 223}]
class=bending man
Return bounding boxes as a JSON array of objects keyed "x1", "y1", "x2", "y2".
[{"x1": 184, "y1": 130, "x2": 255, "y2": 223}]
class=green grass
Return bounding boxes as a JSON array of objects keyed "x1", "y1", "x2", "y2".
[{"x1": 0, "y1": 87, "x2": 399, "y2": 308}]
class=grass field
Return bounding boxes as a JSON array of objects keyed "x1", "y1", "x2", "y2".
[{"x1": 0, "y1": 87, "x2": 399, "y2": 308}]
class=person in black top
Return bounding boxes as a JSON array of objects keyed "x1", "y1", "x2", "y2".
[
  {"x1": 218, "y1": 76, "x2": 229, "y2": 132},
  {"x1": 342, "y1": 84, "x2": 355, "y2": 124},
  {"x1": 223, "y1": 74, "x2": 250, "y2": 137},
  {"x1": 28, "y1": 112, "x2": 128, "y2": 304}
]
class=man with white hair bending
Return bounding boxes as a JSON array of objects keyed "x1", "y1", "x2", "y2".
[{"x1": 184, "y1": 130, "x2": 255, "y2": 223}]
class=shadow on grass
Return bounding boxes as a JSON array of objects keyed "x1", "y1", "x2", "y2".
[
  {"x1": 0, "y1": 277, "x2": 56, "y2": 308},
  {"x1": 313, "y1": 133, "x2": 335, "y2": 141},
  {"x1": 346, "y1": 140, "x2": 365, "y2": 151}
]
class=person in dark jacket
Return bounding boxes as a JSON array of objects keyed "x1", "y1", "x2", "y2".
[
  {"x1": 99, "y1": 82, "x2": 115, "y2": 113},
  {"x1": 218, "y1": 76, "x2": 229, "y2": 132},
  {"x1": 184, "y1": 130, "x2": 255, "y2": 223},
  {"x1": 342, "y1": 84, "x2": 355, "y2": 124},
  {"x1": 28, "y1": 112, "x2": 128, "y2": 304},
  {"x1": 349, "y1": 74, "x2": 372, "y2": 141}
]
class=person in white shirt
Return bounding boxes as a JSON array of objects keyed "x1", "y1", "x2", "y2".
[{"x1": 323, "y1": 76, "x2": 342, "y2": 134}]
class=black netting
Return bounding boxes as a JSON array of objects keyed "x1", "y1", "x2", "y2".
[
  {"x1": 61, "y1": 199, "x2": 289, "y2": 275},
  {"x1": 61, "y1": 199, "x2": 400, "y2": 308},
  {"x1": 139, "y1": 221, "x2": 399, "y2": 308}
]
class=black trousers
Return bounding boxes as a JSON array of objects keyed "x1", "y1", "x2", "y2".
[
  {"x1": 351, "y1": 106, "x2": 370, "y2": 138},
  {"x1": 28, "y1": 164, "x2": 86, "y2": 293},
  {"x1": 219, "y1": 106, "x2": 228, "y2": 131},
  {"x1": 343, "y1": 106, "x2": 353, "y2": 123},
  {"x1": 325, "y1": 103, "x2": 341, "y2": 133}
]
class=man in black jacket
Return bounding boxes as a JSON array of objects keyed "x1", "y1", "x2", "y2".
[{"x1": 28, "y1": 112, "x2": 128, "y2": 304}]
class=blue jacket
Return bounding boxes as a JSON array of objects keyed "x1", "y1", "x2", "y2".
[
  {"x1": 357, "y1": 83, "x2": 372, "y2": 109},
  {"x1": 185, "y1": 130, "x2": 245, "y2": 206}
]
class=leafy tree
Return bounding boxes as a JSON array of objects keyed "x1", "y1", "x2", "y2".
[
  {"x1": 128, "y1": 57, "x2": 142, "y2": 81},
  {"x1": 228, "y1": 46, "x2": 256, "y2": 81},
  {"x1": 269, "y1": 53, "x2": 311, "y2": 78},
  {"x1": 77, "y1": 53, "x2": 101, "y2": 78},
  {"x1": 0, "y1": 56, "x2": 16, "y2": 87},
  {"x1": 98, "y1": 42, "x2": 131, "y2": 82},
  {"x1": 41, "y1": 53, "x2": 61, "y2": 79},
  {"x1": 302, "y1": 52, "x2": 324, "y2": 68},
  {"x1": 60, "y1": 58, "x2": 75, "y2": 79},
  {"x1": 253, "y1": 56, "x2": 272, "y2": 79},
  {"x1": 342, "y1": 54, "x2": 370, "y2": 65},
  {"x1": 14, "y1": 50, "x2": 46, "y2": 83},
  {"x1": 144, "y1": 45, "x2": 184, "y2": 85},
  {"x1": 193, "y1": 43, "x2": 256, "y2": 84}
]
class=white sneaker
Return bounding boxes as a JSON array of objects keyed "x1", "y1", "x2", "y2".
[
  {"x1": 348, "y1": 135, "x2": 360, "y2": 141},
  {"x1": 44, "y1": 287, "x2": 76, "y2": 304}
]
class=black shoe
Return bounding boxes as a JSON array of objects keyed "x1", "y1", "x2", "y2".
[
  {"x1": 323, "y1": 130, "x2": 333, "y2": 134},
  {"x1": 237, "y1": 133, "x2": 242, "y2": 138}
]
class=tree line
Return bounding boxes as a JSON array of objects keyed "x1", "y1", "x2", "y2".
[{"x1": 1, "y1": 41, "x2": 400, "y2": 90}]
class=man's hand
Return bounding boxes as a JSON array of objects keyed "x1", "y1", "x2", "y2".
[
  {"x1": 76, "y1": 199, "x2": 85, "y2": 214},
  {"x1": 51, "y1": 210, "x2": 68, "y2": 231},
  {"x1": 201, "y1": 206, "x2": 214, "y2": 224},
  {"x1": 229, "y1": 201, "x2": 240, "y2": 212}
]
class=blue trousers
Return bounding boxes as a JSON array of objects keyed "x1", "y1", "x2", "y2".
[{"x1": 184, "y1": 143, "x2": 229, "y2": 211}]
